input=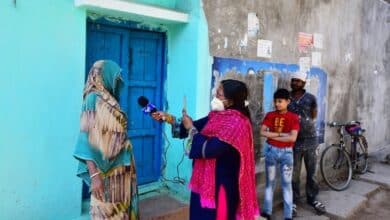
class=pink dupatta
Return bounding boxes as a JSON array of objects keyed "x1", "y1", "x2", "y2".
[{"x1": 189, "y1": 109, "x2": 260, "y2": 219}]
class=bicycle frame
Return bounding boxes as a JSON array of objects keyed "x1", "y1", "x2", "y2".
[
  {"x1": 350, "y1": 135, "x2": 359, "y2": 166},
  {"x1": 321, "y1": 121, "x2": 367, "y2": 190},
  {"x1": 329, "y1": 121, "x2": 366, "y2": 171},
  {"x1": 331, "y1": 127, "x2": 350, "y2": 169}
]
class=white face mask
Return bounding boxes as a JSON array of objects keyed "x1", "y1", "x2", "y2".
[{"x1": 210, "y1": 97, "x2": 225, "y2": 111}]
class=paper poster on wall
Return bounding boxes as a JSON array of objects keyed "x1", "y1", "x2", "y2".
[
  {"x1": 298, "y1": 32, "x2": 313, "y2": 53},
  {"x1": 299, "y1": 57, "x2": 311, "y2": 73},
  {"x1": 312, "y1": 52, "x2": 322, "y2": 67},
  {"x1": 240, "y1": 34, "x2": 248, "y2": 47},
  {"x1": 313, "y1": 33, "x2": 324, "y2": 49},
  {"x1": 257, "y1": 39, "x2": 272, "y2": 58},
  {"x1": 248, "y1": 12, "x2": 260, "y2": 37}
]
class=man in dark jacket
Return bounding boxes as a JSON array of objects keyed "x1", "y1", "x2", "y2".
[{"x1": 288, "y1": 71, "x2": 326, "y2": 216}]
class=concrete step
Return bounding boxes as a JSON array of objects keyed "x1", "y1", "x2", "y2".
[
  {"x1": 317, "y1": 180, "x2": 380, "y2": 219},
  {"x1": 273, "y1": 205, "x2": 330, "y2": 220},
  {"x1": 349, "y1": 188, "x2": 390, "y2": 220},
  {"x1": 359, "y1": 162, "x2": 390, "y2": 189},
  {"x1": 139, "y1": 194, "x2": 189, "y2": 220},
  {"x1": 272, "y1": 180, "x2": 380, "y2": 220}
]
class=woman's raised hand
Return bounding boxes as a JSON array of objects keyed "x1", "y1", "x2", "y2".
[
  {"x1": 151, "y1": 111, "x2": 166, "y2": 121},
  {"x1": 182, "y1": 111, "x2": 193, "y2": 130}
]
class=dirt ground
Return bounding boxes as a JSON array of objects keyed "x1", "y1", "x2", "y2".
[{"x1": 352, "y1": 189, "x2": 390, "y2": 220}]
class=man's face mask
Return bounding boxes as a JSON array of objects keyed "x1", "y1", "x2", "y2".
[{"x1": 210, "y1": 97, "x2": 225, "y2": 111}]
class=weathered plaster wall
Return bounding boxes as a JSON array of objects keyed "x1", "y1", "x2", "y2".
[
  {"x1": 357, "y1": 0, "x2": 390, "y2": 150},
  {"x1": 203, "y1": 0, "x2": 390, "y2": 151}
]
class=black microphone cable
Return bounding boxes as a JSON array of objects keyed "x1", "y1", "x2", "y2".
[
  {"x1": 159, "y1": 129, "x2": 186, "y2": 186},
  {"x1": 137, "y1": 95, "x2": 186, "y2": 185}
]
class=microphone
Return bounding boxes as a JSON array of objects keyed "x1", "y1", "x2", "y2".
[
  {"x1": 138, "y1": 96, "x2": 175, "y2": 124},
  {"x1": 137, "y1": 96, "x2": 158, "y2": 115}
]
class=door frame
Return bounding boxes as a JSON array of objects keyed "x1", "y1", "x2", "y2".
[{"x1": 85, "y1": 16, "x2": 168, "y2": 185}]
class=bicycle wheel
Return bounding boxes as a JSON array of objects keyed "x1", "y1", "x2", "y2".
[
  {"x1": 320, "y1": 145, "x2": 353, "y2": 191},
  {"x1": 354, "y1": 136, "x2": 368, "y2": 174}
]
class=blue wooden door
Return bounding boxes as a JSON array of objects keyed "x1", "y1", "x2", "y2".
[{"x1": 86, "y1": 22, "x2": 164, "y2": 185}]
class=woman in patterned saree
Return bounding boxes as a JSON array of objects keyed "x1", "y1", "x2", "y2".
[{"x1": 74, "y1": 60, "x2": 138, "y2": 220}]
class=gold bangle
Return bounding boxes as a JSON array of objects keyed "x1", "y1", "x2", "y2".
[
  {"x1": 165, "y1": 114, "x2": 175, "y2": 124},
  {"x1": 90, "y1": 172, "x2": 100, "y2": 178}
]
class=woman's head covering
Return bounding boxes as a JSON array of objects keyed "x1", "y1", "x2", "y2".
[
  {"x1": 77, "y1": 60, "x2": 130, "y2": 161},
  {"x1": 83, "y1": 60, "x2": 123, "y2": 100}
]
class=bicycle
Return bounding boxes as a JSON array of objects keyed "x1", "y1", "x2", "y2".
[{"x1": 320, "y1": 121, "x2": 369, "y2": 191}]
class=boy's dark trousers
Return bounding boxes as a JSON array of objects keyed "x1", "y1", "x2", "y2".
[{"x1": 292, "y1": 146, "x2": 319, "y2": 204}]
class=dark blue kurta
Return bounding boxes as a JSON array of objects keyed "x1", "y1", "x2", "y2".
[{"x1": 178, "y1": 117, "x2": 240, "y2": 220}]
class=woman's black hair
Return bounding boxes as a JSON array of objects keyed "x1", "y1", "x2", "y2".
[{"x1": 220, "y1": 79, "x2": 251, "y2": 119}]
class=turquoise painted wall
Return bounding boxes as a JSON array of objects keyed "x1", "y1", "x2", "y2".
[
  {"x1": 131, "y1": 0, "x2": 177, "y2": 9},
  {"x1": 0, "y1": 0, "x2": 210, "y2": 218},
  {"x1": 163, "y1": 0, "x2": 211, "y2": 199},
  {"x1": 0, "y1": 1, "x2": 86, "y2": 219}
]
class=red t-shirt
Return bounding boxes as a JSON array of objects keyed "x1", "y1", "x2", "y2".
[{"x1": 261, "y1": 111, "x2": 300, "y2": 148}]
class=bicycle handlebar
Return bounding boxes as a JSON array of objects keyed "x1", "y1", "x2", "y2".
[{"x1": 327, "y1": 121, "x2": 361, "y2": 127}]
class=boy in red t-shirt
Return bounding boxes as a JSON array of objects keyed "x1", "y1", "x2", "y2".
[{"x1": 260, "y1": 88, "x2": 300, "y2": 220}]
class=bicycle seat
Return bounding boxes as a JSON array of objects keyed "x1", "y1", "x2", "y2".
[{"x1": 345, "y1": 124, "x2": 364, "y2": 136}]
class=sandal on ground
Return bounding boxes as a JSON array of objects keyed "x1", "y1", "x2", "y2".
[
  {"x1": 292, "y1": 203, "x2": 297, "y2": 217},
  {"x1": 310, "y1": 200, "x2": 326, "y2": 215},
  {"x1": 260, "y1": 212, "x2": 272, "y2": 220}
]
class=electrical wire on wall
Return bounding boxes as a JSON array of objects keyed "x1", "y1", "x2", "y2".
[{"x1": 159, "y1": 130, "x2": 186, "y2": 185}]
